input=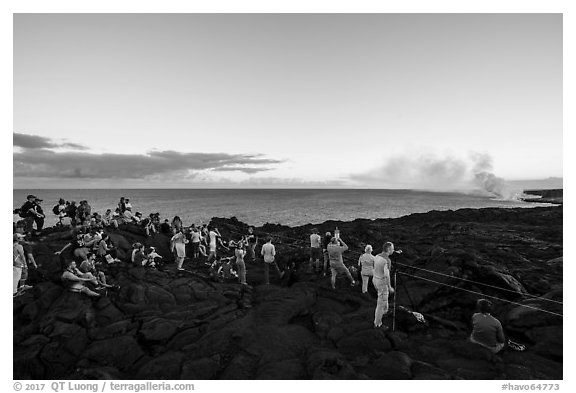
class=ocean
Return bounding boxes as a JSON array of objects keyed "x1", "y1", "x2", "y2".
[{"x1": 13, "y1": 189, "x2": 552, "y2": 228}]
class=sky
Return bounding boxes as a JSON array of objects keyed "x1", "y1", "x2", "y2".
[{"x1": 13, "y1": 13, "x2": 563, "y2": 189}]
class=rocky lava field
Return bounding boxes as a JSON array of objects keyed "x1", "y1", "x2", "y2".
[{"x1": 13, "y1": 206, "x2": 563, "y2": 380}]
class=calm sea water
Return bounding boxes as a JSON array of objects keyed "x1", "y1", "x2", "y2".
[{"x1": 13, "y1": 189, "x2": 550, "y2": 227}]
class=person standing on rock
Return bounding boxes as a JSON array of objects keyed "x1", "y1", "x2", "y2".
[
  {"x1": 13, "y1": 233, "x2": 26, "y2": 295},
  {"x1": 261, "y1": 237, "x2": 284, "y2": 285},
  {"x1": 358, "y1": 244, "x2": 375, "y2": 294},
  {"x1": 206, "y1": 227, "x2": 227, "y2": 264},
  {"x1": 234, "y1": 240, "x2": 248, "y2": 285},
  {"x1": 309, "y1": 228, "x2": 322, "y2": 274},
  {"x1": 190, "y1": 225, "x2": 202, "y2": 259},
  {"x1": 321, "y1": 231, "x2": 332, "y2": 277},
  {"x1": 372, "y1": 241, "x2": 395, "y2": 329},
  {"x1": 469, "y1": 299, "x2": 506, "y2": 353},
  {"x1": 246, "y1": 227, "x2": 258, "y2": 263},
  {"x1": 171, "y1": 229, "x2": 188, "y2": 270},
  {"x1": 327, "y1": 236, "x2": 356, "y2": 289}
]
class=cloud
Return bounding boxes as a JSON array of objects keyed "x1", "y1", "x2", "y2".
[
  {"x1": 239, "y1": 176, "x2": 346, "y2": 187},
  {"x1": 14, "y1": 132, "x2": 88, "y2": 150},
  {"x1": 212, "y1": 167, "x2": 273, "y2": 174},
  {"x1": 13, "y1": 133, "x2": 284, "y2": 180},
  {"x1": 349, "y1": 154, "x2": 469, "y2": 189}
]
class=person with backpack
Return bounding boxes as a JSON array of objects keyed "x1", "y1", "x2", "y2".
[
  {"x1": 53, "y1": 198, "x2": 67, "y2": 226},
  {"x1": 31, "y1": 198, "x2": 45, "y2": 233},
  {"x1": 19, "y1": 195, "x2": 44, "y2": 235}
]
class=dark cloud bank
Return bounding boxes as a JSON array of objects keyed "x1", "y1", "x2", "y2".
[{"x1": 13, "y1": 133, "x2": 283, "y2": 181}]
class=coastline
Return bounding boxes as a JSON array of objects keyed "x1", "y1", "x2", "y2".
[{"x1": 520, "y1": 189, "x2": 563, "y2": 205}]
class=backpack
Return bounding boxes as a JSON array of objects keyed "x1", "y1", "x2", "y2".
[
  {"x1": 18, "y1": 204, "x2": 27, "y2": 218},
  {"x1": 53, "y1": 204, "x2": 60, "y2": 215}
]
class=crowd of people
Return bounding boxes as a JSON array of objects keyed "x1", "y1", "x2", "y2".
[{"x1": 13, "y1": 194, "x2": 525, "y2": 354}]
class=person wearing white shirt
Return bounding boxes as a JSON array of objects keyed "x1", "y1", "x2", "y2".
[
  {"x1": 372, "y1": 242, "x2": 395, "y2": 329},
  {"x1": 358, "y1": 245, "x2": 375, "y2": 294},
  {"x1": 261, "y1": 237, "x2": 284, "y2": 284},
  {"x1": 309, "y1": 228, "x2": 322, "y2": 274}
]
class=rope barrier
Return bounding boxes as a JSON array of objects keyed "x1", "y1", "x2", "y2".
[
  {"x1": 396, "y1": 271, "x2": 563, "y2": 318},
  {"x1": 393, "y1": 261, "x2": 563, "y2": 305},
  {"x1": 221, "y1": 223, "x2": 564, "y2": 312}
]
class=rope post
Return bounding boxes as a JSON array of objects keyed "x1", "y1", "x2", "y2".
[{"x1": 392, "y1": 271, "x2": 397, "y2": 332}]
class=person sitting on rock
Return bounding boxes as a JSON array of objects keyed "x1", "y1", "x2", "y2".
[
  {"x1": 122, "y1": 207, "x2": 135, "y2": 223},
  {"x1": 327, "y1": 236, "x2": 356, "y2": 289},
  {"x1": 61, "y1": 260, "x2": 101, "y2": 297},
  {"x1": 143, "y1": 247, "x2": 162, "y2": 268},
  {"x1": 96, "y1": 234, "x2": 120, "y2": 264},
  {"x1": 358, "y1": 244, "x2": 375, "y2": 294},
  {"x1": 218, "y1": 257, "x2": 238, "y2": 281},
  {"x1": 143, "y1": 214, "x2": 157, "y2": 236},
  {"x1": 469, "y1": 299, "x2": 506, "y2": 353},
  {"x1": 373, "y1": 242, "x2": 395, "y2": 329},
  {"x1": 84, "y1": 228, "x2": 102, "y2": 251},
  {"x1": 55, "y1": 232, "x2": 90, "y2": 260},
  {"x1": 102, "y1": 209, "x2": 119, "y2": 229},
  {"x1": 79, "y1": 252, "x2": 114, "y2": 288},
  {"x1": 132, "y1": 243, "x2": 146, "y2": 266},
  {"x1": 76, "y1": 200, "x2": 91, "y2": 226}
]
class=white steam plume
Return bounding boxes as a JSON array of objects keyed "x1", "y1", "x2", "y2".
[{"x1": 350, "y1": 152, "x2": 518, "y2": 199}]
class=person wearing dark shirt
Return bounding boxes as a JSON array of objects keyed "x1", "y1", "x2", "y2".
[
  {"x1": 66, "y1": 201, "x2": 78, "y2": 226},
  {"x1": 246, "y1": 227, "x2": 258, "y2": 263},
  {"x1": 118, "y1": 197, "x2": 127, "y2": 214},
  {"x1": 32, "y1": 199, "x2": 45, "y2": 232},
  {"x1": 20, "y1": 195, "x2": 44, "y2": 234},
  {"x1": 321, "y1": 232, "x2": 332, "y2": 277},
  {"x1": 160, "y1": 219, "x2": 171, "y2": 234}
]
